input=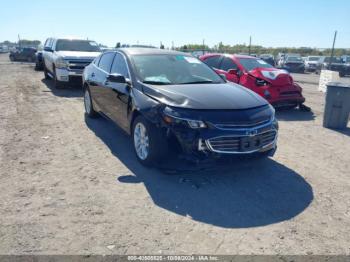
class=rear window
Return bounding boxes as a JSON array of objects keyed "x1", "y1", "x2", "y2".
[
  {"x1": 286, "y1": 57, "x2": 303, "y2": 62},
  {"x1": 55, "y1": 40, "x2": 100, "y2": 52}
]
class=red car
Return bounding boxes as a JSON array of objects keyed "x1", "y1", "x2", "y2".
[{"x1": 200, "y1": 54, "x2": 305, "y2": 108}]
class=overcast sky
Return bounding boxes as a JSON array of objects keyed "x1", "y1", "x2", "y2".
[{"x1": 1, "y1": 0, "x2": 349, "y2": 48}]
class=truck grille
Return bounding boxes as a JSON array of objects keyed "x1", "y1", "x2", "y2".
[
  {"x1": 206, "y1": 130, "x2": 277, "y2": 153},
  {"x1": 68, "y1": 60, "x2": 92, "y2": 70}
]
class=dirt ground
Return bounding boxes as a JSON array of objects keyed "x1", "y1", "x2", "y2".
[{"x1": 0, "y1": 53, "x2": 349, "y2": 255}]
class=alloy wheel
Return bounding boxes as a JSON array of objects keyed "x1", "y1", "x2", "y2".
[
  {"x1": 133, "y1": 122, "x2": 149, "y2": 160},
  {"x1": 84, "y1": 89, "x2": 91, "y2": 114}
]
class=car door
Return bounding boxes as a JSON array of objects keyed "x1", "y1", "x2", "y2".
[
  {"x1": 103, "y1": 52, "x2": 131, "y2": 132},
  {"x1": 89, "y1": 52, "x2": 116, "y2": 114},
  {"x1": 217, "y1": 56, "x2": 239, "y2": 83}
]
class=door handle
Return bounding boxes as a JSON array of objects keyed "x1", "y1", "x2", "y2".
[{"x1": 91, "y1": 73, "x2": 95, "y2": 77}]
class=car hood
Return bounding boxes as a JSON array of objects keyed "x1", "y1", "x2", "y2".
[
  {"x1": 56, "y1": 51, "x2": 101, "y2": 60},
  {"x1": 142, "y1": 82, "x2": 268, "y2": 110},
  {"x1": 248, "y1": 67, "x2": 293, "y2": 86}
]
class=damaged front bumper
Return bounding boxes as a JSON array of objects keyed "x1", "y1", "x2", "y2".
[{"x1": 164, "y1": 117, "x2": 278, "y2": 159}]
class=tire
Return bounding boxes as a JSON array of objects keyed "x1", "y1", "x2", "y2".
[
  {"x1": 43, "y1": 64, "x2": 50, "y2": 79},
  {"x1": 53, "y1": 67, "x2": 65, "y2": 89},
  {"x1": 83, "y1": 87, "x2": 98, "y2": 118},
  {"x1": 339, "y1": 71, "x2": 345, "y2": 77},
  {"x1": 9, "y1": 56, "x2": 14, "y2": 61},
  {"x1": 132, "y1": 115, "x2": 168, "y2": 166}
]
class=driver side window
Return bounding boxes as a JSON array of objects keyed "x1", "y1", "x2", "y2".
[
  {"x1": 220, "y1": 57, "x2": 238, "y2": 71},
  {"x1": 111, "y1": 53, "x2": 129, "y2": 78}
]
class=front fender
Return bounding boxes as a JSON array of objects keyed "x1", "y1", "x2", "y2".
[{"x1": 129, "y1": 88, "x2": 163, "y2": 131}]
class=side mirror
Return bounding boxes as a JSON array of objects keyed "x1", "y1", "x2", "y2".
[
  {"x1": 107, "y1": 73, "x2": 126, "y2": 83},
  {"x1": 44, "y1": 47, "x2": 53, "y2": 52},
  {"x1": 228, "y1": 69, "x2": 238, "y2": 75}
]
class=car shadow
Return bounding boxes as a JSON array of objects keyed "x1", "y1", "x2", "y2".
[
  {"x1": 41, "y1": 78, "x2": 83, "y2": 98},
  {"x1": 85, "y1": 116, "x2": 314, "y2": 228},
  {"x1": 276, "y1": 107, "x2": 316, "y2": 121}
]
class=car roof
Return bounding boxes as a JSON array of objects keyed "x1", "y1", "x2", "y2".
[
  {"x1": 119, "y1": 48, "x2": 191, "y2": 57},
  {"x1": 201, "y1": 53, "x2": 257, "y2": 59}
]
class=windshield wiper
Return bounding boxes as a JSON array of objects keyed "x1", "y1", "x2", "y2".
[
  {"x1": 179, "y1": 80, "x2": 217, "y2": 84},
  {"x1": 142, "y1": 80, "x2": 171, "y2": 85}
]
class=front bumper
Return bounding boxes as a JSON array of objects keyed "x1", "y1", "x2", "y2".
[
  {"x1": 168, "y1": 119, "x2": 278, "y2": 157},
  {"x1": 55, "y1": 68, "x2": 83, "y2": 82}
]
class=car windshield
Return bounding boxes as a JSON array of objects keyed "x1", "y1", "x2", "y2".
[
  {"x1": 286, "y1": 56, "x2": 303, "y2": 62},
  {"x1": 238, "y1": 58, "x2": 274, "y2": 71},
  {"x1": 308, "y1": 57, "x2": 320, "y2": 61},
  {"x1": 132, "y1": 54, "x2": 223, "y2": 85},
  {"x1": 55, "y1": 40, "x2": 100, "y2": 52}
]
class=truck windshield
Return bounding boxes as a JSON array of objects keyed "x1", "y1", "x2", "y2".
[
  {"x1": 308, "y1": 57, "x2": 320, "y2": 61},
  {"x1": 55, "y1": 40, "x2": 100, "y2": 52}
]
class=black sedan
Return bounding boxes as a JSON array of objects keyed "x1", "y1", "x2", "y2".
[{"x1": 83, "y1": 48, "x2": 278, "y2": 166}]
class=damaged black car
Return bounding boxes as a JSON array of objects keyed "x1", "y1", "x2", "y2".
[{"x1": 83, "y1": 48, "x2": 278, "y2": 166}]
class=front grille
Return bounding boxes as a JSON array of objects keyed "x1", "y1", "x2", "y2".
[
  {"x1": 67, "y1": 60, "x2": 92, "y2": 70},
  {"x1": 213, "y1": 118, "x2": 270, "y2": 130},
  {"x1": 206, "y1": 130, "x2": 277, "y2": 153}
]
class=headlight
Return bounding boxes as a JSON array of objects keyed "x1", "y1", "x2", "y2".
[
  {"x1": 56, "y1": 57, "x2": 68, "y2": 69},
  {"x1": 163, "y1": 106, "x2": 207, "y2": 129},
  {"x1": 256, "y1": 78, "x2": 269, "y2": 86}
]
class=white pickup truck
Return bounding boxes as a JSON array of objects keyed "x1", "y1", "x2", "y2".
[{"x1": 42, "y1": 37, "x2": 101, "y2": 88}]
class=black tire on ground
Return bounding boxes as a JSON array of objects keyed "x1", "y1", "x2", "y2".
[
  {"x1": 339, "y1": 71, "x2": 345, "y2": 77},
  {"x1": 83, "y1": 86, "x2": 98, "y2": 118},
  {"x1": 53, "y1": 67, "x2": 65, "y2": 89},
  {"x1": 43, "y1": 64, "x2": 50, "y2": 79},
  {"x1": 132, "y1": 115, "x2": 168, "y2": 166}
]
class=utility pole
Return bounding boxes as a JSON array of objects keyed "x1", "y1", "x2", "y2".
[
  {"x1": 172, "y1": 41, "x2": 174, "y2": 50},
  {"x1": 202, "y1": 39, "x2": 205, "y2": 55},
  {"x1": 18, "y1": 34, "x2": 21, "y2": 47},
  {"x1": 329, "y1": 30, "x2": 337, "y2": 68},
  {"x1": 248, "y1": 36, "x2": 252, "y2": 55}
]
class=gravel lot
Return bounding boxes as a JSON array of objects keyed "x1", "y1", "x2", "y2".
[{"x1": 0, "y1": 53, "x2": 349, "y2": 255}]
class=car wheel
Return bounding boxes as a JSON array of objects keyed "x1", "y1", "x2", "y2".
[
  {"x1": 53, "y1": 67, "x2": 65, "y2": 89},
  {"x1": 339, "y1": 71, "x2": 345, "y2": 77},
  {"x1": 132, "y1": 116, "x2": 168, "y2": 166},
  {"x1": 84, "y1": 87, "x2": 98, "y2": 118}
]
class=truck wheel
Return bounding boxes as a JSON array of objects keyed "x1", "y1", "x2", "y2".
[
  {"x1": 54, "y1": 67, "x2": 65, "y2": 89},
  {"x1": 132, "y1": 115, "x2": 168, "y2": 166},
  {"x1": 43, "y1": 64, "x2": 50, "y2": 79}
]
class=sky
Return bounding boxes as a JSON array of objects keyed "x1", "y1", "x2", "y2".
[{"x1": 0, "y1": 0, "x2": 349, "y2": 48}]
